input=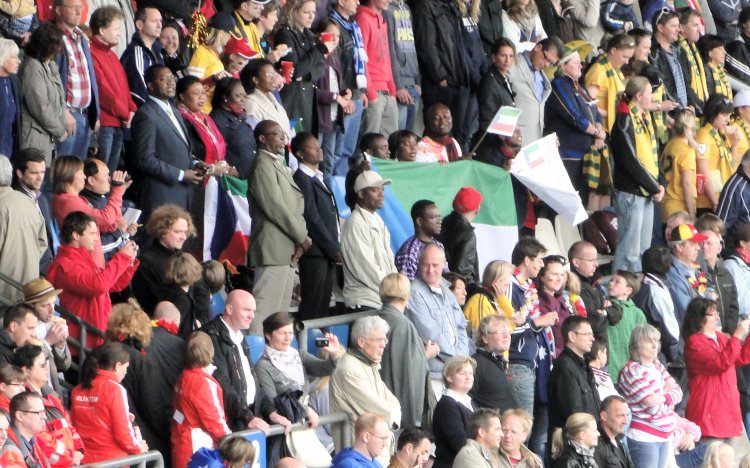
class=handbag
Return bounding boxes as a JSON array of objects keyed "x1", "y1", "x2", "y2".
[
  {"x1": 273, "y1": 390, "x2": 307, "y2": 423},
  {"x1": 285, "y1": 428, "x2": 332, "y2": 468},
  {"x1": 0, "y1": 0, "x2": 35, "y2": 18}
]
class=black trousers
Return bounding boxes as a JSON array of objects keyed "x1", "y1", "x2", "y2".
[{"x1": 297, "y1": 255, "x2": 336, "y2": 322}]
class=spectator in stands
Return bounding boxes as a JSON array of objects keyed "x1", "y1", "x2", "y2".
[
  {"x1": 709, "y1": 0, "x2": 742, "y2": 42},
  {"x1": 728, "y1": 7, "x2": 750, "y2": 82},
  {"x1": 186, "y1": 13, "x2": 234, "y2": 114},
  {"x1": 172, "y1": 331, "x2": 232, "y2": 468},
  {"x1": 678, "y1": 8, "x2": 710, "y2": 111},
  {"x1": 725, "y1": 223, "x2": 750, "y2": 317},
  {"x1": 697, "y1": 93, "x2": 740, "y2": 213},
  {"x1": 159, "y1": 22, "x2": 188, "y2": 79},
  {"x1": 718, "y1": 148, "x2": 750, "y2": 233},
  {"x1": 406, "y1": 244, "x2": 472, "y2": 379},
  {"x1": 360, "y1": 132, "x2": 391, "y2": 160},
  {"x1": 387, "y1": 427, "x2": 431, "y2": 468},
  {"x1": 0, "y1": 392, "x2": 49, "y2": 466},
  {"x1": 357, "y1": 0, "x2": 398, "y2": 137},
  {"x1": 610, "y1": 76, "x2": 663, "y2": 272},
  {"x1": 661, "y1": 108, "x2": 699, "y2": 221},
  {"x1": 499, "y1": 409, "x2": 543, "y2": 468},
  {"x1": 211, "y1": 77, "x2": 256, "y2": 179},
  {"x1": 90, "y1": 6, "x2": 137, "y2": 174},
  {"x1": 593, "y1": 395, "x2": 633, "y2": 468},
  {"x1": 12, "y1": 149, "x2": 53, "y2": 274},
  {"x1": 19, "y1": 22, "x2": 67, "y2": 164},
  {"x1": 431, "y1": 356, "x2": 476, "y2": 468},
  {"x1": 453, "y1": 408, "x2": 503, "y2": 468},
  {"x1": 733, "y1": 90, "x2": 750, "y2": 157},
  {"x1": 379, "y1": 274, "x2": 438, "y2": 428},
  {"x1": 132, "y1": 65, "x2": 201, "y2": 217},
  {"x1": 14, "y1": 344, "x2": 84, "y2": 466},
  {"x1": 231, "y1": 0, "x2": 264, "y2": 55},
  {"x1": 53, "y1": 0, "x2": 100, "y2": 159},
  {"x1": 384, "y1": 0, "x2": 420, "y2": 133},
  {"x1": 536, "y1": 255, "x2": 573, "y2": 358},
  {"x1": 242, "y1": 59, "x2": 291, "y2": 137},
  {"x1": 0, "y1": 157, "x2": 46, "y2": 303},
  {"x1": 341, "y1": 170, "x2": 397, "y2": 311},
  {"x1": 508, "y1": 37, "x2": 562, "y2": 144},
  {"x1": 416, "y1": 104, "x2": 463, "y2": 163},
  {"x1": 0, "y1": 304, "x2": 38, "y2": 364},
  {"x1": 439, "y1": 187, "x2": 483, "y2": 284},
  {"x1": 470, "y1": 314, "x2": 519, "y2": 413},
  {"x1": 618, "y1": 324, "x2": 682, "y2": 467},
  {"x1": 332, "y1": 412, "x2": 392, "y2": 468},
  {"x1": 0, "y1": 39, "x2": 20, "y2": 159},
  {"x1": 121, "y1": 6, "x2": 164, "y2": 105},
  {"x1": 0, "y1": 364, "x2": 25, "y2": 412},
  {"x1": 606, "y1": 270, "x2": 648, "y2": 379},
  {"x1": 589, "y1": 341, "x2": 619, "y2": 401},
  {"x1": 684, "y1": 298, "x2": 750, "y2": 459},
  {"x1": 248, "y1": 120, "x2": 310, "y2": 332},
  {"x1": 696, "y1": 214, "x2": 740, "y2": 333},
  {"x1": 275, "y1": 0, "x2": 326, "y2": 132},
  {"x1": 256, "y1": 312, "x2": 341, "y2": 429},
  {"x1": 475, "y1": 38, "x2": 516, "y2": 164},
  {"x1": 51, "y1": 156, "x2": 130, "y2": 269},
  {"x1": 548, "y1": 316, "x2": 600, "y2": 444},
  {"x1": 501, "y1": 0, "x2": 547, "y2": 53},
  {"x1": 464, "y1": 261, "x2": 515, "y2": 334},
  {"x1": 200, "y1": 289, "x2": 273, "y2": 433},
  {"x1": 46, "y1": 211, "x2": 139, "y2": 349},
  {"x1": 189, "y1": 437, "x2": 257, "y2": 467},
  {"x1": 132, "y1": 204, "x2": 204, "y2": 315},
  {"x1": 156, "y1": 252, "x2": 209, "y2": 338},
  {"x1": 550, "y1": 413, "x2": 599, "y2": 467},
  {"x1": 22, "y1": 278, "x2": 71, "y2": 396},
  {"x1": 602, "y1": 0, "x2": 640, "y2": 32},
  {"x1": 291, "y1": 132, "x2": 341, "y2": 321},
  {"x1": 71, "y1": 342, "x2": 148, "y2": 463},
  {"x1": 395, "y1": 200, "x2": 445, "y2": 281},
  {"x1": 651, "y1": 9, "x2": 698, "y2": 112},
  {"x1": 330, "y1": 316, "x2": 401, "y2": 455},
  {"x1": 667, "y1": 223, "x2": 711, "y2": 325}
]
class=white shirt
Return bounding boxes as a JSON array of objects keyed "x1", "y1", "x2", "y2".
[{"x1": 221, "y1": 318, "x2": 256, "y2": 406}]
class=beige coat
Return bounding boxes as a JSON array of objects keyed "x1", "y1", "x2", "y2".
[
  {"x1": 453, "y1": 440, "x2": 501, "y2": 468},
  {"x1": 19, "y1": 57, "x2": 66, "y2": 165}
]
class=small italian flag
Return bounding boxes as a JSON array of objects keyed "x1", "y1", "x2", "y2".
[{"x1": 203, "y1": 175, "x2": 251, "y2": 265}]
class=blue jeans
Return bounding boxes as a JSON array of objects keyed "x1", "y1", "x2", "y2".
[
  {"x1": 613, "y1": 190, "x2": 654, "y2": 272},
  {"x1": 508, "y1": 364, "x2": 535, "y2": 418},
  {"x1": 318, "y1": 128, "x2": 344, "y2": 180},
  {"x1": 341, "y1": 97, "x2": 364, "y2": 161},
  {"x1": 627, "y1": 438, "x2": 670, "y2": 468},
  {"x1": 57, "y1": 111, "x2": 92, "y2": 159},
  {"x1": 675, "y1": 442, "x2": 707, "y2": 467},
  {"x1": 529, "y1": 404, "x2": 547, "y2": 462},
  {"x1": 397, "y1": 84, "x2": 420, "y2": 132},
  {"x1": 98, "y1": 126, "x2": 124, "y2": 174}
]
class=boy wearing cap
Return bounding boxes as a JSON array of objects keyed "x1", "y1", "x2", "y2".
[
  {"x1": 340, "y1": 170, "x2": 397, "y2": 311},
  {"x1": 438, "y1": 186, "x2": 483, "y2": 284}
]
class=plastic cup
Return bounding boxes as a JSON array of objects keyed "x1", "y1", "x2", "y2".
[{"x1": 281, "y1": 61, "x2": 293, "y2": 84}]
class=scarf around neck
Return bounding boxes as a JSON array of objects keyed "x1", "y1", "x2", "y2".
[
  {"x1": 678, "y1": 36, "x2": 709, "y2": 102},
  {"x1": 263, "y1": 345, "x2": 305, "y2": 387},
  {"x1": 626, "y1": 99, "x2": 659, "y2": 185},
  {"x1": 329, "y1": 9, "x2": 368, "y2": 90},
  {"x1": 707, "y1": 63, "x2": 732, "y2": 98},
  {"x1": 595, "y1": 54, "x2": 625, "y2": 132}
]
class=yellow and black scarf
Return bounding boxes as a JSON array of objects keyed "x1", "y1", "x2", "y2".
[
  {"x1": 707, "y1": 63, "x2": 733, "y2": 99},
  {"x1": 596, "y1": 54, "x2": 626, "y2": 132},
  {"x1": 628, "y1": 100, "x2": 659, "y2": 195},
  {"x1": 678, "y1": 36, "x2": 709, "y2": 104},
  {"x1": 706, "y1": 123, "x2": 734, "y2": 180}
]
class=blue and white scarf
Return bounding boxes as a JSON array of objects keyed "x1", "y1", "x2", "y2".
[{"x1": 329, "y1": 8, "x2": 368, "y2": 90}]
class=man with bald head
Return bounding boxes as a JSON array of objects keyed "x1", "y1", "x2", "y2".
[
  {"x1": 405, "y1": 244, "x2": 472, "y2": 377},
  {"x1": 201, "y1": 289, "x2": 274, "y2": 432}
]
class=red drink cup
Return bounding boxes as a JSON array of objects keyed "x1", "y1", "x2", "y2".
[
  {"x1": 696, "y1": 174, "x2": 706, "y2": 196},
  {"x1": 281, "y1": 61, "x2": 293, "y2": 84},
  {"x1": 320, "y1": 32, "x2": 333, "y2": 42}
]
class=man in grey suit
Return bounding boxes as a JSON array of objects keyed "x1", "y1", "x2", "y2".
[
  {"x1": 248, "y1": 120, "x2": 311, "y2": 334},
  {"x1": 131, "y1": 65, "x2": 203, "y2": 218},
  {"x1": 508, "y1": 37, "x2": 563, "y2": 143}
]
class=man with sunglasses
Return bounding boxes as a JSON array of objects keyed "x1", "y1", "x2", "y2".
[{"x1": 0, "y1": 392, "x2": 49, "y2": 467}]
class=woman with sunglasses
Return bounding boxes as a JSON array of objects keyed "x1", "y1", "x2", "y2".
[{"x1": 684, "y1": 298, "x2": 750, "y2": 460}]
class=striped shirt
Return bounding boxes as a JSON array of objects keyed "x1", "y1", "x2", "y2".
[{"x1": 61, "y1": 27, "x2": 92, "y2": 109}]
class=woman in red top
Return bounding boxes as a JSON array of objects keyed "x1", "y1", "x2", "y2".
[
  {"x1": 70, "y1": 342, "x2": 148, "y2": 463},
  {"x1": 684, "y1": 297, "x2": 750, "y2": 452},
  {"x1": 172, "y1": 331, "x2": 231, "y2": 468}
]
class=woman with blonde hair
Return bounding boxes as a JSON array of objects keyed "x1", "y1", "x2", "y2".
[
  {"x1": 464, "y1": 260, "x2": 516, "y2": 335},
  {"x1": 702, "y1": 442, "x2": 736, "y2": 468},
  {"x1": 432, "y1": 356, "x2": 477, "y2": 468},
  {"x1": 106, "y1": 299, "x2": 153, "y2": 348},
  {"x1": 501, "y1": 0, "x2": 547, "y2": 52},
  {"x1": 186, "y1": 13, "x2": 235, "y2": 113},
  {"x1": 550, "y1": 412, "x2": 599, "y2": 466},
  {"x1": 661, "y1": 108, "x2": 699, "y2": 221}
]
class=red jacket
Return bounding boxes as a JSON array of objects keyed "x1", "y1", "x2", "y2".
[
  {"x1": 46, "y1": 245, "x2": 138, "y2": 349},
  {"x1": 355, "y1": 5, "x2": 396, "y2": 100},
  {"x1": 51, "y1": 185, "x2": 125, "y2": 269},
  {"x1": 35, "y1": 389, "x2": 85, "y2": 467},
  {"x1": 171, "y1": 368, "x2": 231, "y2": 468},
  {"x1": 70, "y1": 369, "x2": 142, "y2": 463},
  {"x1": 685, "y1": 332, "x2": 750, "y2": 438},
  {"x1": 89, "y1": 36, "x2": 136, "y2": 127}
]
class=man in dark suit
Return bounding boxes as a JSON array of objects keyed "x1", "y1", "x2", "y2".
[
  {"x1": 131, "y1": 65, "x2": 203, "y2": 218},
  {"x1": 291, "y1": 132, "x2": 341, "y2": 321}
]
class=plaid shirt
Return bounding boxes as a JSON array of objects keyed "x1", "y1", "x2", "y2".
[
  {"x1": 61, "y1": 27, "x2": 92, "y2": 109},
  {"x1": 394, "y1": 236, "x2": 447, "y2": 280}
]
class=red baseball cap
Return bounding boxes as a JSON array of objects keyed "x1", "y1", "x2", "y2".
[{"x1": 225, "y1": 37, "x2": 257, "y2": 59}]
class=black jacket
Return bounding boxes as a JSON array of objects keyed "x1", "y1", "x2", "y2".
[
  {"x1": 650, "y1": 41, "x2": 703, "y2": 114},
  {"x1": 702, "y1": 258, "x2": 740, "y2": 334},
  {"x1": 292, "y1": 169, "x2": 340, "y2": 261},
  {"x1": 571, "y1": 270, "x2": 623, "y2": 346},
  {"x1": 477, "y1": 0, "x2": 504, "y2": 54},
  {"x1": 329, "y1": 12, "x2": 361, "y2": 98},
  {"x1": 470, "y1": 349, "x2": 519, "y2": 413},
  {"x1": 610, "y1": 110, "x2": 661, "y2": 197},
  {"x1": 593, "y1": 427, "x2": 634, "y2": 468},
  {"x1": 200, "y1": 316, "x2": 275, "y2": 431},
  {"x1": 0, "y1": 330, "x2": 16, "y2": 364},
  {"x1": 548, "y1": 347, "x2": 600, "y2": 432},
  {"x1": 554, "y1": 442, "x2": 598, "y2": 468},
  {"x1": 210, "y1": 107, "x2": 256, "y2": 180},
  {"x1": 438, "y1": 211, "x2": 479, "y2": 284},
  {"x1": 413, "y1": 0, "x2": 470, "y2": 88},
  {"x1": 475, "y1": 67, "x2": 515, "y2": 164},
  {"x1": 432, "y1": 394, "x2": 475, "y2": 468}
]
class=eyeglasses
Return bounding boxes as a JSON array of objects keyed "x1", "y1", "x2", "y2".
[
  {"x1": 542, "y1": 49, "x2": 559, "y2": 66},
  {"x1": 368, "y1": 432, "x2": 390, "y2": 441},
  {"x1": 486, "y1": 329, "x2": 511, "y2": 335},
  {"x1": 575, "y1": 257, "x2": 598, "y2": 263},
  {"x1": 8, "y1": 382, "x2": 25, "y2": 387},
  {"x1": 20, "y1": 409, "x2": 46, "y2": 416},
  {"x1": 573, "y1": 331, "x2": 595, "y2": 337},
  {"x1": 365, "y1": 337, "x2": 388, "y2": 345},
  {"x1": 653, "y1": 7, "x2": 672, "y2": 27}
]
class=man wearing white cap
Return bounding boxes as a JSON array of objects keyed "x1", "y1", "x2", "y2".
[{"x1": 340, "y1": 170, "x2": 397, "y2": 311}]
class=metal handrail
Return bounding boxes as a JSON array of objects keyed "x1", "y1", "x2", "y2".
[
  {"x1": 296, "y1": 310, "x2": 379, "y2": 351},
  {"x1": 222, "y1": 411, "x2": 352, "y2": 448},
  {"x1": 79, "y1": 450, "x2": 164, "y2": 467},
  {"x1": 57, "y1": 305, "x2": 108, "y2": 372},
  {"x1": 0, "y1": 271, "x2": 23, "y2": 292}
]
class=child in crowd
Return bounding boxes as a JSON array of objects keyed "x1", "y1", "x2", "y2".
[
  {"x1": 187, "y1": 437, "x2": 256, "y2": 468},
  {"x1": 360, "y1": 132, "x2": 391, "y2": 160},
  {"x1": 388, "y1": 130, "x2": 419, "y2": 161},
  {"x1": 202, "y1": 260, "x2": 226, "y2": 321},
  {"x1": 601, "y1": 0, "x2": 640, "y2": 33},
  {"x1": 606, "y1": 270, "x2": 648, "y2": 380},
  {"x1": 223, "y1": 37, "x2": 256, "y2": 78},
  {"x1": 587, "y1": 340, "x2": 619, "y2": 400}
]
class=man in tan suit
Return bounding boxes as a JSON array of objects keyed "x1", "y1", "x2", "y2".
[{"x1": 248, "y1": 120, "x2": 311, "y2": 334}]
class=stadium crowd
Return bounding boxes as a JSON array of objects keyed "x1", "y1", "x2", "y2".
[{"x1": 6, "y1": 0, "x2": 750, "y2": 466}]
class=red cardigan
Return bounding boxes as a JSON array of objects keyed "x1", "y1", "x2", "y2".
[
  {"x1": 90, "y1": 36, "x2": 137, "y2": 128},
  {"x1": 46, "y1": 245, "x2": 138, "y2": 350},
  {"x1": 685, "y1": 331, "x2": 750, "y2": 438}
]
